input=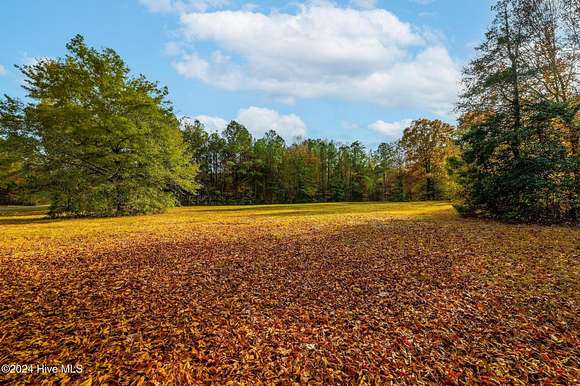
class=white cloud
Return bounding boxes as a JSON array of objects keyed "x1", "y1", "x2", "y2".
[
  {"x1": 369, "y1": 118, "x2": 412, "y2": 138},
  {"x1": 236, "y1": 106, "x2": 307, "y2": 142},
  {"x1": 170, "y1": 3, "x2": 459, "y2": 116},
  {"x1": 190, "y1": 115, "x2": 228, "y2": 132},
  {"x1": 164, "y1": 41, "x2": 185, "y2": 56},
  {"x1": 174, "y1": 53, "x2": 210, "y2": 80},
  {"x1": 140, "y1": 0, "x2": 228, "y2": 13},
  {"x1": 187, "y1": 107, "x2": 307, "y2": 142},
  {"x1": 0, "y1": 64, "x2": 7, "y2": 76}
]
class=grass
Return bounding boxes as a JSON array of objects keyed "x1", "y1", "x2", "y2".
[
  {"x1": 0, "y1": 204, "x2": 48, "y2": 217},
  {"x1": 0, "y1": 202, "x2": 578, "y2": 384}
]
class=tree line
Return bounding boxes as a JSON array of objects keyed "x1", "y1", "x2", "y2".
[
  {"x1": 0, "y1": 36, "x2": 458, "y2": 215},
  {"x1": 181, "y1": 118, "x2": 456, "y2": 205},
  {"x1": 0, "y1": 0, "x2": 578, "y2": 223}
]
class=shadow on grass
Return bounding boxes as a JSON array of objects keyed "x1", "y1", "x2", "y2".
[
  {"x1": 0, "y1": 205, "x2": 52, "y2": 225},
  {"x1": 0, "y1": 202, "x2": 455, "y2": 226},
  {"x1": 187, "y1": 202, "x2": 353, "y2": 214},
  {"x1": 189, "y1": 201, "x2": 452, "y2": 215}
]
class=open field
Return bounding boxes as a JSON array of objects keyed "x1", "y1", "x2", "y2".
[{"x1": 0, "y1": 202, "x2": 578, "y2": 384}]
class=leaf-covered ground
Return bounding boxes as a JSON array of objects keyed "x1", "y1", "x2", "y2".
[{"x1": 0, "y1": 202, "x2": 578, "y2": 384}]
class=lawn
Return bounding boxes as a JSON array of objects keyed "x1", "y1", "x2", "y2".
[{"x1": 0, "y1": 202, "x2": 578, "y2": 384}]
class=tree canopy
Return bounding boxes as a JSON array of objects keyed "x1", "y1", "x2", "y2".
[
  {"x1": 456, "y1": 0, "x2": 579, "y2": 223},
  {"x1": 181, "y1": 118, "x2": 456, "y2": 205},
  {"x1": 0, "y1": 35, "x2": 197, "y2": 216}
]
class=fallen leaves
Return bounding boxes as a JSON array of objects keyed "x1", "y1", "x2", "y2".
[{"x1": 0, "y1": 202, "x2": 578, "y2": 384}]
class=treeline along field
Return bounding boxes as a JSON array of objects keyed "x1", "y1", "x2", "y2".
[{"x1": 181, "y1": 118, "x2": 456, "y2": 205}]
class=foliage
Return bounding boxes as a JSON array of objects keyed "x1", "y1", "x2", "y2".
[
  {"x1": 456, "y1": 0, "x2": 579, "y2": 224},
  {"x1": 400, "y1": 119, "x2": 457, "y2": 200},
  {"x1": 182, "y1": 120, "x2": 456, "y2": 204},
  {"x1": 0, "y1": 97, "x2": 41, "y2": 205},
  {"x1": 1, "y1": 202, "x2": 577, "y2": 384},
  {"x1": 0, "y1": 35, "x2": 198, "y2": 217}
]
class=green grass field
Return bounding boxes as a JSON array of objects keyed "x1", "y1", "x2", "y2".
[{"x1": 0, "y1": 202, "x2": 578, "y2": 384}]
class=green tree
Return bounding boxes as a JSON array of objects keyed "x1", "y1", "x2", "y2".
[
  {"x1": 222, "y1": 121, "x2": 254, "y2": 202},
  {"x1": 375, "y1": 142, "x2": 403, "y2": 200},
  {"x1": 457, "y1": 0, "x2": 578, "y2": 223},
  {"x1": 0, "y1": 35, "x2": 197, "y2": 217},
  {"x1": 206, "y1": 131, "x2": 227, "y2": 203},
  {"x1": 281, "y1": 143, "x2": 319, "y2": 202},
  {"x1": 0, "y1": 97, "x2": 41, "y2": 204},
  {"x1": 182, "y1": 119, "x2": 210, "y2": 203},
  {"x1": 254, "y1": 130, "x2": 286, "y2": 203},
  {"x1": 349, "y1": 141, "x2": 367, "y2": 201},
  {"x1": 400, "y1": 119, "x2": 455, "y2": 200}
]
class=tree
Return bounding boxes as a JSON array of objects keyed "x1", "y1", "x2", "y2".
[
  {"x1": 456, "y1": 0, "x2": 578, "y2": 223},
  {"x1": 520, "y1": 0, "x2": 579, "y2": 103},
  {"x1": 349, "y1": 141, "x2": 367, "y2": 201},
  {"x1": 222, "y1": 121, "x2": 254, "y2": 202},
  {"x1": 0, "y1": 35, "x2": 197, "y2": 217},
  {"x1": 254, "y1": 130, "x2": 286, "y2": 203},
  {"x1": 182, "y1": 119, "x2": 210, "y2": 203},
  {"x1": 400, "y1": 119, "x2": 455, "y2": 200},
  {"x1": 0, "y1": 97, "x2": 41, "y2": 204},
  {"x1": 206, "y1": 131, "x2": 227, "y2": 203},
  {"x1": 376, "y1": 142, "x2": 404, "y2": 200},
  {"x1": 281, "y1": 143, "x2": 319, "y2": 202}
]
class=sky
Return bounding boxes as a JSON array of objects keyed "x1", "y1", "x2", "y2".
[{"x1": 0, "y1": 0, "x2": 494, "y2": 147}]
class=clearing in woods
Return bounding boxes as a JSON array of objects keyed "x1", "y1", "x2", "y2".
[{"x1": 0, "y1": 202, "x2": 578, "y2": 384}]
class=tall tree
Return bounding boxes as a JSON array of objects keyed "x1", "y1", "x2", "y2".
[
  {"x1": 520, "y1": 0, "x2": 579, "y2": 103},
  {"x1": 0, "y1": 35, "x2": 197, "y2": 216},
  {"x1": 281, "y1": 143, "x2": 319, "y2": 202},
  {"x1": 401, "y1": 119, "x2": 455, "y2": 200},
  {"x1": 222, "y1": 121, "x2": 254, "y2": 202},
  {"x1": 376, "y1": 142, "x2": 404, "y2": 200},
  {"x1": 457, "y1": 0, "x2": 579, "y2": 223},
  {"x1": 0, "y1": 97, "x2": 40, "y2": 204},
  {"x1": 182, "y1": 119, "x2": 210, "y2": 203},
  {"x1": 254, "y1": 130, "x2": 286, "y2": 203},
  {"x1": 206, "y1": 132, "x2": 227, "y2": 203}
]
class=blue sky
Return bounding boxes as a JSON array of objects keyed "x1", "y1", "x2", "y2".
[{"x1": 0, "y1": 0, "x2": 494, "y2": 147}]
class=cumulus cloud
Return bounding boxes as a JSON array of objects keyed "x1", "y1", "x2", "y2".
[
  {"x1": 0, "y1": 64, "x2": 7, "y2": 76},
  {"x1": 187, "y1": 107, "x2": 307, "y2": 142},
  {"x1": 169, "y1": 3, "x2": 459, "y2": 116},
  {"x1": 236, "y1": 106, "x2": 307, "y2": 142},
  {"x1": 369, "y1": 118, "x2": 413, "y2": 138},
  {"x1": 189, "y1": 115, "x2": 228, "y2": 132},
  {"x1": 163, "y1": 41, "x2": 186, "y2": 56}
]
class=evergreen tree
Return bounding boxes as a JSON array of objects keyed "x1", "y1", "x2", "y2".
[
  {"x1": 456, "y1": 0, "x2": 578, "y2": 223},
  {"x1": 0, "y1": 35, "x2": 197, "y2": 216},
  {"x1": 254, "y1": 130, "x2": 286, "y2": 203}
]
